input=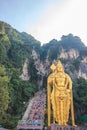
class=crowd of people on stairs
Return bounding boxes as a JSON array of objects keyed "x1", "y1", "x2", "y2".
[{"x1": 17, "y1": 91, "x2": 46, "y2": 130}]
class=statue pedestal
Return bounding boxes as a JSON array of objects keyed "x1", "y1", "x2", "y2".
[{"x1": 48, "y1": 123, "x2": 80, "y2": 130}]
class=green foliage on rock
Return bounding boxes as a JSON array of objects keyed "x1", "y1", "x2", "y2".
[
  {"x1": 28, "y1": 58, "x2": 38, "y2": 82},
  {"x1": 0, "y1": 22, "x2": 5, "y2": 34},
  {"x1": 0, "y1": 66, "x2": 9, "y2": 119},
  {"x1": 0, "y1": 67, "x2": 38, "y2": 128},
  {"x1": 73, "y1": 78, "x2": 87, "y2": 124},
  {"x1": 72, "y1": 58, "x2": 81, "y2": 71},
  {"x1": 60, "y1": 34, "x2": 85, "y2": 50},
  {"x1": 8, "y1": 68, "x2": 38, "y2": 115}
]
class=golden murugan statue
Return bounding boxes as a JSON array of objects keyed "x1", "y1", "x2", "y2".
[{"x1": 47, "y1": 60, "x2": 76, "y2": 126}]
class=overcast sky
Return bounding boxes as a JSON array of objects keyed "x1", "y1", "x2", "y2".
[{"x1": 0, "y1": 0, "x2": 87, "y2": 46}]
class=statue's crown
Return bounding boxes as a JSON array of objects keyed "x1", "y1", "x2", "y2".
[
  {"x1": 56, "y1": 60, "x2": 63, "y2": 66},
  {"x1": 56, "y1": 60, "x2": 64, "y2": 71},
  {"x1": 50, "y1": 60, "x2": 64, "y2": 72}
]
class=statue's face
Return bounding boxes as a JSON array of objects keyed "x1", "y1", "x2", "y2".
[{"x1": 56, "y1": 66, "x2": 63, "y2": 72}]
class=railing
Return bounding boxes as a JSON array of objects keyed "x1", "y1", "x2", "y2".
[{"x1": 47, "y1": 124, "x2": 87, "y2": 130}]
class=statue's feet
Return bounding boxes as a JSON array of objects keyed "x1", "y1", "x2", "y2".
[
  {"x1": 64, "y1": 123, "x2": 68, "y2": 126},
  {"x1": 61, "y1": 122, "x2": 67, "y2": 126},
  {"x1": 72, "y1": 123, "x2": 77, "y2": 127}
]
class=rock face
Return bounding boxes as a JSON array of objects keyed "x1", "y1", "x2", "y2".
[
  {"x1": 31, "y1": 49, "x2": 87, "y2": 80},
  {"x1": 20, "y1": 59, "x2": 30, "y2": 80},
  {"x1": 59, "y1": 48, "x2": 79, "y2": 59},
  {"x1": 78, "y1": 62, "x2": 87, "y2": 79},
  {"x1": 20, "y1": 48, "x2": 87, "y2": 84},
  {"x1": 32, "y1": 50, "x2": 50, "y2": 76},
  {"x1": 31, "y1": 50, "x2": 50, "y2": 87}
]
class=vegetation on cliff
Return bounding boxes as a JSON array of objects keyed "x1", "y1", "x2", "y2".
[{"x1": 0, "y1": 21, "x2": 87, "y2": 128}]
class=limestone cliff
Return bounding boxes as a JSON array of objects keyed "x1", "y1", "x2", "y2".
[
  {"x1": 59, "y1": 48, "x2": 79, "y2": 59},
  {"x1": 31, "y1": 49, "x2": 87, "y2": 81},
  {"x1": 20, "y1": 59, "x2": 30, "y2": 80}
]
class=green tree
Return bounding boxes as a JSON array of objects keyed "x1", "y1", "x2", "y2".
[
  {"x1": 73, "y1": 78, "x2": 87, "y2": 124},
  {"x1": 0, "y1": 42, "x2": 7, "y2": 64},
  {"x1": 0, "y1": 22, "x2": 5, "y2": 34},
  {"x1": 28, "y1": 58, "x2": 38, "y2": 82},
  {"x1": 8, "y1": 68, "x2": 38, "y2": 115},
  {"x1": 0, "y1": 66, "x2": 9, "y2": 119}
]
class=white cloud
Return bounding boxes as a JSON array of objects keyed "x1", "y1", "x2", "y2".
[{"x1": 26, "y1": 0, "x2": 87, "y2": 46}]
